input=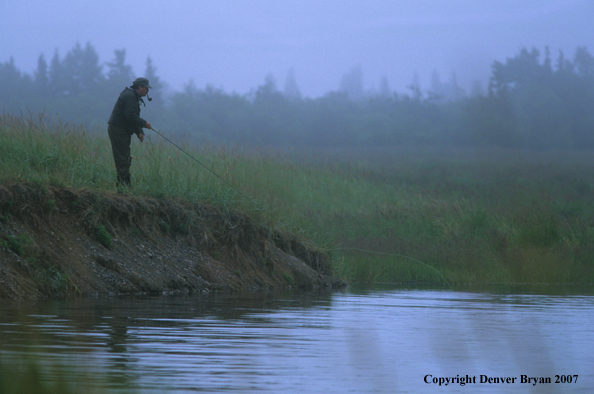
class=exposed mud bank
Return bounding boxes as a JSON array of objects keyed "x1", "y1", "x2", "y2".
[{"x1": 0, "y1": 183, "x2": 345, "y2": 299}]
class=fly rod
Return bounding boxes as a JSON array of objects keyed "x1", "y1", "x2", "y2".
[{"x1": 148, "y1": 127, "x2": 257, "y2": 205}]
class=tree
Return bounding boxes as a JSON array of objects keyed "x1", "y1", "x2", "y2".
[
  {"x1": 448, "y1": 72, "x2": 465, "y2": 101},
  {"x1": 574, "y1": 46, "x2": 594, "y2": 78},
  {"x1": 407, "y1": 71, "x2": 422, "y2": 101},
  {"x1": 255, "y1": 73, "x2": 279, "y2": 100},
  {"x1": 106, "y1": 49, "x2": 134, "y2": 92},
  {"x1": 144, "y1": 56, "x2": 165, "y2": 120},
  {"x1": 49, "y1": 49, "x2": 66, "y2": 96},
  {"x1": 283, "y1": 67, "x2": 301, "y2": 100},
  {"x1": 0, "y1": 57, "x2": 32, "y2": 111},
  {"x1": 543, "y1": 46, "x2": 553, "y2": 74},
  {"x1": 378, "y1": 76, "x2": 391, "y2": 98},
  {"x1": 485, "y1": 46, "x2": 594, "y2": 149},
  {"x1": 555, "y1": 50, "x2": 573, "y2": 74},
  {"x1": 252, "y1": 74, "x2": 295, "y2": 144},
  {"x1": 60, "y1": 42, "x2": 103, "y2": 97},
  {"x1": 428, "y1": 70, "x2": 444, "y2": 102},
  {"x1": 144, "y1": 56, "x2": 163, "y2": 97},
  {"x1": 490, "y1": 47, "x2": 544, "y2": 94},
  {"x1": 34, "y1": 54, "x2": 49, "y2": 97},
  {"x1": 339, "y1": 65, "x2": 364, "y2": 101}
]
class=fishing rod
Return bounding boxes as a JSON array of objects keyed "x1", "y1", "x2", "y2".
[{"x1": 148, "y1": 127, "x2": 257, "y2": 205}]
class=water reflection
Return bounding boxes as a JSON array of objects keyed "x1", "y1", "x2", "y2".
[{"x1": 1, "y1": 286, "x2": 593, "y2": 393}]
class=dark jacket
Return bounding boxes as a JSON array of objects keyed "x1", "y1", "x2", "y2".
[{"x1": 108, "y1": 87, "x2": 147, "y2": 136}]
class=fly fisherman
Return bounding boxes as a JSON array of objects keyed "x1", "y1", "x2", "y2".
[{"x1": 107, "y1": 77, "x2": 153, "y2": 188}]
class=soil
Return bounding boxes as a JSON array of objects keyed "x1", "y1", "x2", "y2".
[{"x1": 0, "y1": 183, "x2": 345, "y2": 299}]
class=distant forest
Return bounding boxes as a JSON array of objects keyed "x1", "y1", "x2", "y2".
[{"x1": 2, "y1": 42, "x2": 594, "y2": 149}]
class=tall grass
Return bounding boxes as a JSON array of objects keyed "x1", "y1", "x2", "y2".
[
  {"x1": 0, "y1": 113, "x2": 242, "y2": 205},
  {"x1": 2, "y1": 114, "x2": 594, "y2": 285}
]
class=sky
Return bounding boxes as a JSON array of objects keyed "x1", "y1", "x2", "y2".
[{"x1": 2, "y1": 0, "x2": 594, "y2": 98}]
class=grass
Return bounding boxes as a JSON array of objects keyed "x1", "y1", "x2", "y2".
[
  {"x1": 94, "y1": 224, "x2": 113, "y2": 249},
  {"x1": 1, "y1": 234, "x2": 29, "y2": 257},
  {"x1": 1, "y1": 113, "x2": 594, "y2": 285},
  {"x1": 282, "y1": 273, "x2": 295, "y2": 285}
]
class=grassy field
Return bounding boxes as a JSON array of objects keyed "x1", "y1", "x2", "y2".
[{"x1": 2, "y1": 113, "x2": 594, "y2": 286}]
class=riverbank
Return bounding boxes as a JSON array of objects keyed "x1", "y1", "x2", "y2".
[
  {"x1": 0, "y1": 183, "x2": 344, "y2": 299},
  {"x1": 2, "y1": 113, "x2": 594, "y2": 287}
]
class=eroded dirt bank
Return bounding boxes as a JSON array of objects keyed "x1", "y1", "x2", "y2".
[{"x1": 0, "y1": 183, "x2": 345, "y2": 299}]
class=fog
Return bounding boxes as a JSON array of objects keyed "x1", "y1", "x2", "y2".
[{"x1": 2, "y1": 0, "x2": 593, "y2": 97}]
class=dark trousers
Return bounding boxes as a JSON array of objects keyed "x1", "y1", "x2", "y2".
[{"x1": 108, "y1": 124, "x2": 132, "y2": 186}]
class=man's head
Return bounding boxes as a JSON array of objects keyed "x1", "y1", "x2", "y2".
[
  {"x1": 132, "y1": 77, "x2": 152, "y2": 97},
  {"x1": 132, "y1": 77, "x2": 152, "y2": 89}
]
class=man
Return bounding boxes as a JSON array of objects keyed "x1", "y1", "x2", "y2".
[{"x1": 107, "y1": 77, "x2": 153, "y2": 188}]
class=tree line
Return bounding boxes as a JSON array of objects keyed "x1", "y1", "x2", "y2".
[{"x1": 2, "y1": 42, "x2": 594, "y2": 149}]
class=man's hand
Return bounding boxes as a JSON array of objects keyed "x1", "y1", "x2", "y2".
[
  {"x1": 145, "y1": 121, "x2": 152, "y2": 130},
  {"x1": 138, "y1": 132, "x2": 145, "y2": 142}
]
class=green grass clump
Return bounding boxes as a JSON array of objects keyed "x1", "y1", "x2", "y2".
[
  {"x1": 2, "y1": 113, "x2": 594, "y2": 285},
  {"x1": 1, "y1": 234, "x2": 32, "y2": 257},
  {"x1": 282, "y1": 273, "x2": 294, "y2": 285},
  {"x1": 94, "y1": 224, "x2": 112, "y2": 249},
  {"x1": 35, "y1": 267, "x2": 73, "y2": 296}
]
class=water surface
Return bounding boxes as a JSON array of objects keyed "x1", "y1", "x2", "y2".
[{"x1": 1, "y1": 285, "x2": 592, "y2": 393}]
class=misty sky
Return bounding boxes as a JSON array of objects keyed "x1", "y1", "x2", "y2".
[{"x1": 2, "y1": 0, "x2": 593, "y2": 97}]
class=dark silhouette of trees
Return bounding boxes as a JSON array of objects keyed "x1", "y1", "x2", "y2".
[
  {"x1": 34, "y1": 55, "x2": 50, "y2": 98},
  {"x1": 488, "y1": 46, "x2": 594, "y2": 148},
  {"x1": 2, "y1": 43, "x2": 594, "y2": 149},
  {"x1": 143, "y1": 56, "x2": 166, "y2": 124},
  {"x1": 0, "y1": 57, "x2": 32, "y2": 112},
  {"x1": 106, "y1": 49, "x2": 134, "y2": 93}
]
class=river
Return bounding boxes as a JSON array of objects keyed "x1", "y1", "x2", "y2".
[{"x1": 1, "y1": 285, "x2": 592, "y2": 393}]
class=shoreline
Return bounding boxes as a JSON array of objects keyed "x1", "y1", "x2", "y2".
[{"x1": 0, "y1": 183, "x2": 345, "y2": 299}]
